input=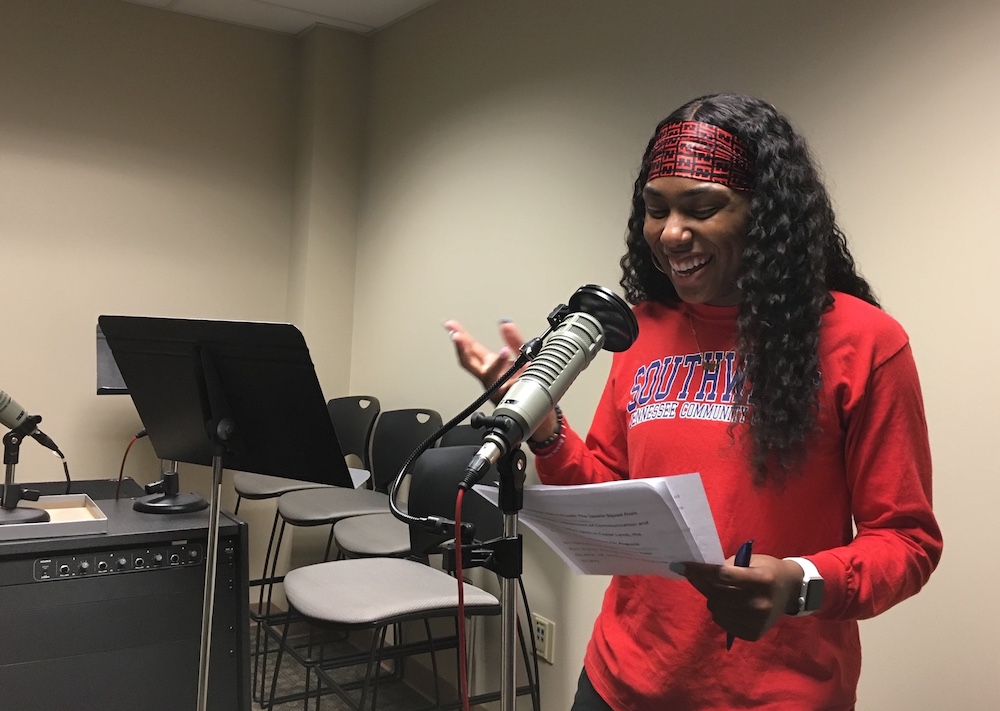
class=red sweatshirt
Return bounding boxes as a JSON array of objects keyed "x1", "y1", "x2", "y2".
[{"x1": 534, "y1": 293, "x2": 942, "y2": 710}]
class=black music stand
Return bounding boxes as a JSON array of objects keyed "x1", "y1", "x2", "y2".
[{"x1": 98, "y1": 315, "x2": 354, "y2": 711}]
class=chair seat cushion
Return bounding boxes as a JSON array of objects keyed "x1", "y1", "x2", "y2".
[
  {"x1": 333, "y1": 513, "x2": 410, "y2": 557},
  {"x1": 233, "y1": 472, "x2": 330, "y2": 500},
  {"x1": 284, "y1": 558, "x2": 500, "y2": 625},
  {"x1": 278, "y1": 487, "x2": 390, "y2": 525}
]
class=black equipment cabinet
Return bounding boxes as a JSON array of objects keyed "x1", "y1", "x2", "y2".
[{"x1": 0, "y1": 495, "x2": 251, "y2": 711}]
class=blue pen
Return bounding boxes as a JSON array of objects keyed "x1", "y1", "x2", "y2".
[{"x1": 727, "y1": 539, "x2": 754, "y2": 651}]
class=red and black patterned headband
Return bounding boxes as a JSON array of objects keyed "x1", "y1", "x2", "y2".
[{"x1": 647, "y1": 121, "x2": 753, "y2": 191}]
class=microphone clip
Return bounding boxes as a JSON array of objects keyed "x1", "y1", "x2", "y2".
[
  {"x1": 9, "y1": 414, "x2": 43, "y2": 439},
  {"x1": 508, "y1": 303, "x2": 569, "y2": 362},
  {"x1": 546, "y1": 302, "x2": 574, "y2": 329},
  {"x1": 470, "y1": 411, "x2": 514, "y2": 434},
  {"x1": 3, "y1": 415, "x2": 43, "y2": 466},
  {"x1": 519, "y1": 335, "x2": 546, "y2": 362},
  {"x1": 443, "y1": 535, "x2": 522, "y2": 580}
]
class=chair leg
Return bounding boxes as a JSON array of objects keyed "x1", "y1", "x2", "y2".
[
  {"x1": 322, "y1": 523, "x2": 337, "y2": 561},
  {"x1": 312, "y1": 629, "x2": 327, "y2": 711},
  {"x1": 302, "y1": 625, "x2": 325, "y2": 711},
  {"x1": 303, "y1": 625, "x2": 317, "y2": 711},
  {"x1": 258, "y1": 518, "x2": 288, "y2": 703},
  {"x1": 266, "y1": 614, "x2": 292, "y2": 710},
  {"x1": 363, "y1": 625, "x2": 390, "y2": 711},
  {"x1": 252, "y1": 508, "x2": 283, "y2": 700},
  {"x1": 388, "y1": 623, "x2": 399, "y2": 681},
  {"x1": 424, "y1": 617, "x2": 442, "y2": 708}
]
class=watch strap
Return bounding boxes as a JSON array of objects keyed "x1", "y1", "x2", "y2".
[{"x1": 784, "y1": 556, "x2": 824, "y2": 616}]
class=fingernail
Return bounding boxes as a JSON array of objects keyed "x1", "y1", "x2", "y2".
[
  {"x1": 668, "y1": 562, "x2": 686, "y2": 576},
  {"x1": 498, "y1": 347, "x2": 511, "y2": 358}
]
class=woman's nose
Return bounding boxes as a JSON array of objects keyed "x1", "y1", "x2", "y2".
[{"x1": 659, "y1": 213, "x2": 692, "y2": 249}]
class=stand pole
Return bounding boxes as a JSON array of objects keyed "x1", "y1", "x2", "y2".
[
  {"x1": 500, "y1": 511, "x2": 519, "y2": 711},
  {"x1": 3, "y1": 436, "x2": 14, "y2": 503},
  {"x1": 196, "y1": 454, "x2": 225, "y2": 711},
  {"x1": 492, "y1": 447, "x2": 526, "y2": 711}
]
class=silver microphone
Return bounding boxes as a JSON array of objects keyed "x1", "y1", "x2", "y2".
[{"x1": 464, "y1": 285, "x2": 638, "y2": 485}]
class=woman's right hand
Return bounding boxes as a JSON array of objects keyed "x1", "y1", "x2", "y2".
[{"x1": 443, "y1": 319, "x2": 527, "y2": 403}]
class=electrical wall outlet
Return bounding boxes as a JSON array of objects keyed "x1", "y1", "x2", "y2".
[{"x1": 532, "y1": 612, "x2": 556, "y2": 664}]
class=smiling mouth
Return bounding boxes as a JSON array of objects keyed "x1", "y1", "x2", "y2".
[{"x1": 668, "y1": 255, "x2": 712, "y2": 277}]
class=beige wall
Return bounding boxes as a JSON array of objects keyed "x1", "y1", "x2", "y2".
[{"x1": 2, "y1": 0, "x2": 997, "y2": 709}]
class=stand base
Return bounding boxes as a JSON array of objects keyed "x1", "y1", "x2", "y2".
[
  {"x1": 0, "y1": 506, "x2": 52, "y2": 525},
  {"x1": 134, "y1": 492, "x2": 209, "y2": 515}
]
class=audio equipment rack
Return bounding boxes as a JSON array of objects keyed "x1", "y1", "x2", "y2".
[{"x1": 0, "y1": 494, "x2": 250, "y2": 711}]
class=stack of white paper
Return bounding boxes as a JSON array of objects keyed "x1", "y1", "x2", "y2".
[{"x1": 474, "y1": 473, "x2": 724, "y2": 578}]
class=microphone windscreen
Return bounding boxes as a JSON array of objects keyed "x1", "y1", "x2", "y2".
[{"x1": 567, "y1": 285, "x2": 639, "y2": 352}]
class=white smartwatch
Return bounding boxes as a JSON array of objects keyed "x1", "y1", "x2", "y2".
[{"x1": 784, "y1": 556, "x2": 825, "y2": 616}]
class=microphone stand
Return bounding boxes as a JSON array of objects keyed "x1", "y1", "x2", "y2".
[
  {"x1": 0, "y1": 416, "x2": 51, "y2": 525},
  {"x1": 448, "y1": 446, "x2": 526, "y2": 711}
]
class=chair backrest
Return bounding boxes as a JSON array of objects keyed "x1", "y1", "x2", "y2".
[
  {"x1": 438, "y1": 423, "x2": 485, "y2": 447},
  {"x1": 368, "y1": 407, "x2": 443, "y2": 493},
  {"x1": 327, "y1": 395, "x2": 381, "y2": 470},
  {"x1": 406, "y1": 444, "x2": 502, "y2": 557}
]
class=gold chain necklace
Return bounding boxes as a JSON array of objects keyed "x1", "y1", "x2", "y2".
[{"x1": 685, "y1": 309, "x2": 719, "y2": 372}]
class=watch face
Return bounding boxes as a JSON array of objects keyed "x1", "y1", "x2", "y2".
[{"x1": 804, "y1": 579, "x2": 825, "y2": 611}]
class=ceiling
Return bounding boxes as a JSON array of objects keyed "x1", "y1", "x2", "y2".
[{"x1": 122, "y1": 0, "x2": 441, "y2": 35}]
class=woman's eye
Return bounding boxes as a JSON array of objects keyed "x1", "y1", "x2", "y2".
[
  {"x1": 691, "y1": 207, "x2": 720, "y2": 220},
  {"x1": 645, "y1": 206, "x2": 668, "y2": 219}
]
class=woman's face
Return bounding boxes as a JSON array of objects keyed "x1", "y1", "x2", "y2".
[{"x1": 641, "y1": 176, "x2": 751, "y2": 306}]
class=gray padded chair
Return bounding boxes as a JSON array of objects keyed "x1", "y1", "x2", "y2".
[{"x1": 264, "y1": 445, "x2": 506, "y2": 710}]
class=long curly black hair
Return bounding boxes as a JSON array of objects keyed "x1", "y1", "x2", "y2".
[{"x1": 620, "y1": 93, "x2": 879, "y2": 484}]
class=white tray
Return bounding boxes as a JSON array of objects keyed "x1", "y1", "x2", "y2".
[{"x1": 0, "y1": 494, "x2": 109, "y2": 541}]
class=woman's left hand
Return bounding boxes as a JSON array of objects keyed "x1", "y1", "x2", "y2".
[{"x1": 674, "y1": 555, "x2": 804, "y2": 642}]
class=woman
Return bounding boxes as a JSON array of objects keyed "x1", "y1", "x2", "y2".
[{"x1": 445, "y1": 93, "x2": 942, "y2": 710}]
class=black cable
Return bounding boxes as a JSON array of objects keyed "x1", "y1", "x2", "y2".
[{"x1": 55, "y1": 450, "x2": 71, "y2": 495}]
